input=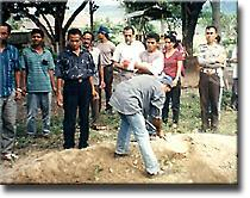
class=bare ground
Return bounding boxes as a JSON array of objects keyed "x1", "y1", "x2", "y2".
[{"x1": 0, "y1": 132, "x2": 237, "y2": 184}]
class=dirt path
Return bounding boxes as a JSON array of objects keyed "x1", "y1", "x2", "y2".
[{"x1": 0, "y1": 133, "x2": 237, "y2": 184}]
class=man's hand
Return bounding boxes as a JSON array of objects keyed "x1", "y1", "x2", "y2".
[
  {"x1": 15, "y1": 89, "x2": 22, "y2": 101},
  {"x1": 92, "y1": 89, "x2": 99, "y2": 100},
  {"x1": 156, "y1": 130, "x2": 165, "y2": 138},
  {"x1": 151, "y1": 118, "x2": 164, "y2": 137},
  {"x1": 56, "y1": 92, "x2": 63, "y2": 107},
  {"x1": 100, "y1": 80, "x2": 106, "y2": 89}
]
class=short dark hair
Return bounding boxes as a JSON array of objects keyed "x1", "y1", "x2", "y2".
[
  {"x1": 146, "y1": 32, "x2": 160, "y2": 42},
  {"x1": 215, "y1": 35, "x2": 221, "y2": 43},
  {"x1": 67, "y1": 28, "x2": 82, "y2": 39},
  {"x1": 123, "y1": 26, "x2": 135, "y2": 35},
  {"x1": 31, "y1": 28, "x2": 44, "y2": 38},
  {"x1": 82, "y1": 30, "x2": 94, "y2": 42},
  {"x1": 206, "y1": 25, "x2": 218, "y2": 33},
  {"x1": 0, "y1": 22, "x2": 12, "y2": 34}
]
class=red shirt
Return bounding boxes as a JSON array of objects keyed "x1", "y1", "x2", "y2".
[{"x1": 163, "y1": 50, "x2": 183, "y2": 78}]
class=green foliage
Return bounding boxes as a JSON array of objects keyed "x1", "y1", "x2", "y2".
[{"x1": 121, "y1": 0, "x2": 181, "y2": 34}]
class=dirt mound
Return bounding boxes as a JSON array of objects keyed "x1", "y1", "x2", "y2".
[{"x1": 2, "y1": 133, "x2": 237, "y2": 184}]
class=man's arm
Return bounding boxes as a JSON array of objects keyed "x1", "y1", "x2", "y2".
[
  {"x1": 151, "y1": 117, "x2": 164, "y2": 137},
  {"x1": 89, "y1": 76, "x2": 99, "y2": 100},
  {"x1": 49, "y1": 70, "x2": 56, "y2": 94},
  {"x1": 15, "y1": 70, "x2": 22, "y2": 100},
  {"x1": 56, "y1": 78, "x2": 63, "y2": 107}
]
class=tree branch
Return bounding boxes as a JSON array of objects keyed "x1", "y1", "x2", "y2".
[
  {"x1": 63, "y1": 0, "x2": 89, "y2": 33},
  {"x1": 41, "y1": 13, "x2": 55, "y2": 39},
  {"x1": 23, "y1": 10, "x2": 54, "y2": 43}
]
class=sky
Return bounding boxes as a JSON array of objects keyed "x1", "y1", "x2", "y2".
[
  {"x1": 67, "y1": 0, "x2": 126, "y2": 27},
  {"x1": 67, "y1": 0, "x2": 237, "y2": 28}
]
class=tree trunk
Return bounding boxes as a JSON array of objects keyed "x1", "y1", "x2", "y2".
[
  {"x1": 181, "y1": 1, "x2": 206, "y2": 57},
  {"x1": 211, "y1": 0, "x2": 221, "y2": 34}
]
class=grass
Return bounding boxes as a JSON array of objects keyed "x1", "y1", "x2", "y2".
[{"x1": 15, "y1": 88, "x2": 237, "y2": 152}]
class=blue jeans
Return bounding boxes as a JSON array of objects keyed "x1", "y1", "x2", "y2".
[
  {"x1": 116, "y1": 112, "x2": 160, "y2": 174},
  {"x1": 26, "y1": 92, "x2": 52, "y2": 135},
  {"x1": 0, "y1": 92, "x2": 17, "y2": 154}
]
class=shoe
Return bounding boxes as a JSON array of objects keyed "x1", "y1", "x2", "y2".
[
  {"x1": 146, "y1": 170, "x2": 165, "y2": 179},
  {"x1": 105, "y1": 109, "x2": 115, "y2": 115},
  {"x1": 79, "y1": 142, "x2": 89, "y2": 149},
  {"x1": 1, "y1": 153, "x2": 19, "y2": 161},
  {"x1": 26, "y1": 132, "x2": 37, "y2": 138},
  {"x1": 198, "y1": 129, "x2": 206, "y2": 133},
  {"x1": 172, "y1": 123, "x2": 178, "y2": 129},
  {"x1": 91, "y1": 124, "x2": 107, "y2": 130},
  {"x1": 114, "y1": 152, "x2": 129, "y2": 158},
  {"x1": 42, "y1": 133, "x2": 50, "y2": 138},
  {"x1": 211, "y1": 127, "x2": 219, "y2": 134}
]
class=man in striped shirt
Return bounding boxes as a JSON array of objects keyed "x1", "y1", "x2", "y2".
[
  {"x1": 0, "y1": 22, "x2": 21, "y2": 161},
  {"x1": 20, "y1": 28, "x2": 56, "y2": 138}
]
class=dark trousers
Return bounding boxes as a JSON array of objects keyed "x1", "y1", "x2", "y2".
[
  {"x1": 162, "y1": 80, "x2": 181, "y2": 124},
  {"x1": 63, "y1": 79, "x2": 91, "y2": 149},
  {"x1": 104, "y1": 65, "x2": 113, "y2": 110},
  {"x1": 199, "y1": 72, "x2": 220, "y2": 130},
  {"x1": 231, "y1": 78, "x2": 238, "y2": 110},
  {"x1": 90, "y1": 85, "x2": 102, "y2": 125}
]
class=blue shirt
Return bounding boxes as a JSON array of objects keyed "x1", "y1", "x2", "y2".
[
  {"x1": 20, "y1": 47, "x2": 55, "y2": 93},
  {"x1": 55, "y1": 47, "x2": 95, "y2": 81},
  {"x1": 0, "y1": 44, "x2": 20, "y2": 97}
]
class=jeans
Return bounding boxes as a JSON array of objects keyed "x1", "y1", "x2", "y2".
[
  {"x1": 115, "y1": 112, "x2": 160, "y2": 174},
  {"x1": 26, "y1": 92, "x2": 52, "y2": 135},
  {"x1": 0, "y1": 92, "x2": 17, "y2": 154}
]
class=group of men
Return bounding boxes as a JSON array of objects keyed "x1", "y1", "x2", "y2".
[{"x1": 0, "y1": 22, "x2": 237, "y2": 177}]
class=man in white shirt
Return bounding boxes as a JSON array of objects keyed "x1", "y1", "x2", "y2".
[{"x1": 112, "y1": 26, "x2": 145, "y2": 81}]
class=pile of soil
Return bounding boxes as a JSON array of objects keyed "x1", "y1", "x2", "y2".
[{"x1": 0, "y1": 133, "x2": 237, "y2": 184}]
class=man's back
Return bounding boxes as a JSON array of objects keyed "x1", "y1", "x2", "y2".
[{"x1": 109, "y1": 75, "x2": 165, "y2": 116}]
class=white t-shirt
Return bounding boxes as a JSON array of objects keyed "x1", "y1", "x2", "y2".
[
  {"x1": 112, "y1": 40, "x2": 145, "y2": 71},
  {"x1": 139, "y1": 49, "x2": 164, "y2": 76},
  {"x1": 90, "y1": 47, "x2": 101, "y2": 85}
]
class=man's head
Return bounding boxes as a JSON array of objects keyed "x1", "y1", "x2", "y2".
[
  {"x1": 145, "y1": 32, "x2": 160, "y2": 53},
  {"x1": 31, "y1": 28, "x2": 44, "y2": 47},
  {"x1": 97, "y1": 25, "x2": 109, "y2": 40},
  {"x1": 123, "y1": 26, "x2": 135, "y2": 45},
  {"x1": 82, "y1": 31, "x2": 94, "y2": 49},
  {"x1": 0, "y1": 22, "x2": 12, "y2": 45},
  {"x1": 67, "y1": 28, "x2": 82, "y2": 51},
  {"x1": 205, "y1": 25, "x2": 218, "y2": 44},
  {"x1": 158, "y1": 74, "x2": 172, "y2": 92}
]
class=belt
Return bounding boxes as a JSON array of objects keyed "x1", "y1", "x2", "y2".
[
  {"x1": 65, "y1": 78, "x2": 88, "y2": 83},
  {"x1": 200, "y1": 68, "x2": 220, "y2": 75}
]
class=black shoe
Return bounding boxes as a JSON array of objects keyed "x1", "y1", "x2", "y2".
[
  {"x1": 79, "y1": 143, "x2": 89, "y2": 149},
  {"x1": 198, "y1": 128, "x2": 207, "y2": 133},
  {"x1": 105, "y1": 108, "x2": 115, "y2": 115},
  {"x1": 114, "y1": 152, "x2": 129, "y2": 158},
  {"x1": 146, "y1": 170, "x2": 165, "y2": 179}
]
